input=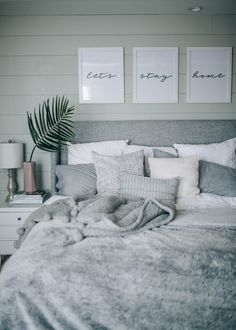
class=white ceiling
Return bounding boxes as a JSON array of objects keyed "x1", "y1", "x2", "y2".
[{"x1": 0, "y1": 0, "x2": 236, "y2": 15}]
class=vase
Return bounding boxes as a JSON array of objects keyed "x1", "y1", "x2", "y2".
[{"x1": 23, "y1": 161, "x2": 36, "y2": 193}]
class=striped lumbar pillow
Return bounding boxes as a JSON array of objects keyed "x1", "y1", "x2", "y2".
[{"x1": 118, "y1": 172, "x2": 178, "y2": 205}]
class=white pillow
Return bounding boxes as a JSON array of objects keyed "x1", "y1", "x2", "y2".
[
  {"x1": 174, "y1": 138, "x2": 236, "y2": 168},
  {"x1": 148, "y1": 156, "x2": 200, "y2": 198},
  {"x1": 68, "y1": 140, "x2": 128, "y2": 165}
]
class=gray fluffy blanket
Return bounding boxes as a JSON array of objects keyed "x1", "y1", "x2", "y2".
[
  {"x1": 0, "y1": 197, "x2": 235, "y2": 330},
  {"x1": 14, "y1": 195, "x2": 175, "y2": 248}
]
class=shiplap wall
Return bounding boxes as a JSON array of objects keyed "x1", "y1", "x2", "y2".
[{"x1": 0, "y1": 11, "x2": 235, "y2": 201}]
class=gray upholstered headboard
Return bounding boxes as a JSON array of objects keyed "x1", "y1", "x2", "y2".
[{"x1": 51, "y1": 120, "x2": 236, "y2": 194}]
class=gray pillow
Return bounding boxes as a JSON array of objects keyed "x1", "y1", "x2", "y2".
[
  {"x1": 92, "y1": 150, "x2": 144, "y2": 195},
  {"x1": 153, "y1": 149, "x2": 177, "y2": 158},
  {"x1": 119, "y1": 173, "x2": 178, "y2": 205},
  {"x1": 199, "y1": 160, "x2": 236, "y2": 197},
  {"x1": 55, "y1": 164, "x2": 97, "y2": 198}
]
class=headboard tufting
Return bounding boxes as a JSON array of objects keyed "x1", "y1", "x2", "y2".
[{"x1": 51, "y1": 120, "x2": 236, "y2": 194}]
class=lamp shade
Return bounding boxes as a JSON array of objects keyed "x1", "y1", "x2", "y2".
[{"x1": 0, "y1": 142, "x2": 23, "y2": 169}]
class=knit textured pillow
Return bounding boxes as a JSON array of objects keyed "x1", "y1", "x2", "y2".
[
  {"x1": 92, "y1": 150, "x2": 144, "y2": 195},
  {"x1": 118, "y1": 173, "x2": 178, "y2": 205},
  {"x1": 149, "y1": 156, "x2": 200, "y2": 198}
]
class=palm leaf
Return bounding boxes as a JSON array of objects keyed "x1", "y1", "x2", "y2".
[{"x1": 27, "y1": 95, "x2": 75, "y2": 161}]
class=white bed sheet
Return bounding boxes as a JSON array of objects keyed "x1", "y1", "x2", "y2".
[
  {"x1": 173, "y1": 193, "x2": 236, "y2": 228},
  {"x1": 176, "y1": 193, "x2": 236, "y2": 210},
  {"x1": 170, "y1": 207, "x2": 236, "y2": 228}
]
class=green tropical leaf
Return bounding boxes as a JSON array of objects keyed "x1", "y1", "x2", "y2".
[{"x1": 27, "y1": 95, "x2": 75, "y2": 161}]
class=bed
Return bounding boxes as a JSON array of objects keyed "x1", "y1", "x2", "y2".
[{"x1": 0, "y1": 120, "x2": 236, "y2": 330}]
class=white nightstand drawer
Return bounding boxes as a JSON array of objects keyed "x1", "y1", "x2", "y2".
[
  {"x1": 0, "y1": 203, "x2": 39, "y2": 256},
  {"x1": 0, "y1": 226, "x2": 19, "y2": 240},
  {"x1": 0, "y1": 212, "x2": 30, "y2": 226}
]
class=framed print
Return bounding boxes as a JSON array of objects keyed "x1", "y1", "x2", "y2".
[
  {"x1": 133, "y1": 47, "x2": 178, "y2": 103},
  {"x1": 78, "y1": 47, "x2": 124, "y2": 103},
  {"x1": 186, "y1": 47, "x2": 232, "y2": 103}
]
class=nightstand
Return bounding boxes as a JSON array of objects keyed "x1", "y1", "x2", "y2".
[{"x1": 0, "y1": 203, "x2": 39, "y2": 257}]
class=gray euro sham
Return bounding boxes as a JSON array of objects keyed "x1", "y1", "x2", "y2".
[
  {"x1": 199, "y1": 160, "x2": 236, "y2": 197},
  {"x1": 55, "y1": 164, "x2": 97, "y2": 198}
]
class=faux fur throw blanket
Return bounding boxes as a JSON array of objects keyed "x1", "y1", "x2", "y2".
[{"x1": 14, "y1": 195, "x2": 175, "y2": 248}]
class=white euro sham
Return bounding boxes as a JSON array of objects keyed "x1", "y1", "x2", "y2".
[
  {"x1": 68, "y1": 140, "x2": 128, "y2": 165},
  {"x1": 174, "y1": 138, "x2": 236, "y2": 168}
]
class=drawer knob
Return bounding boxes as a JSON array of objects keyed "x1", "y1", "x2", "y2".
[{"x1": 17, "y1": 217, "x2": 21, "y2": 221}]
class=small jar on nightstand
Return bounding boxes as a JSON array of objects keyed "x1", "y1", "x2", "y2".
[{"x1": 0, "y1": 203, "x2": 39, "y2": 257}]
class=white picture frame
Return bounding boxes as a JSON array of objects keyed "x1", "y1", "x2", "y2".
[
  {"x1": 186, "y1": 47, "x2": 232, "y2": 103},
  {"x1": 78, "y1": 47, "x2": 124, "y2": 103},
  {"x1": 133, "y1": 47, "x2": 178, "y2": 103}
]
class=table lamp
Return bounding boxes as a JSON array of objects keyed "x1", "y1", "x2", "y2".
[{"x1": 0, "y1": 140, "x2": 23, "y2": 202}]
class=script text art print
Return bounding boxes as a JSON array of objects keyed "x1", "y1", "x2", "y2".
[
  {"x1": 78, "y1": 47, "x2": 124, "y2": 103},
  {"x1": 133, "y1": 47, "x2": 178, "y2": 103},
  {"x1": 186, "y1": 47, "x2": 232, "y2": 103}
]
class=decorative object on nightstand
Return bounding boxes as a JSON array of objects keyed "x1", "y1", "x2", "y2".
[
  {"x1": 12, "y1": 191, "x2": 50, "y2": 204},
  {"x1": 25, "y1": 95, "x2": 75, "y2": 193},
  {"x1": 23, "y1": 161, "x2": 37, "y2": 194},
  {"x1": 0, "y1": 141, "x2": 23, "y2": 203}
]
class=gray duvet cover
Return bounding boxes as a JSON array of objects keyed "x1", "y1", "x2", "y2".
[{"x1": 0, "y1": 196, "x2": 235, "y2": 330}]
